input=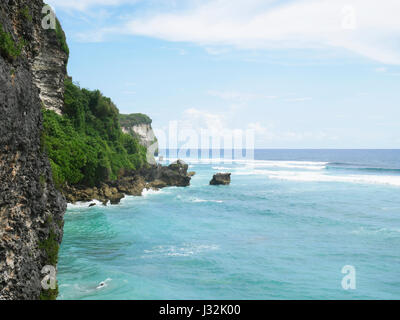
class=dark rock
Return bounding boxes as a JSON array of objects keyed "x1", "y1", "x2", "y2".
[
  {"x1": 210, "y1": 173, "x2": 231, "y2": 185},
  {"x1": 0, "y1": 0, "x2": 67, "y2": 300},
  {"x1": 61, "y1": 160, "x2": 195, "y2": 204},
  {"x1": 88, "y1": 203, "x2": 96, "y2": 207},
  {"x1": 168, "y1": 160, "x2": 189, "y2": 175},
  {"x1": 109, "y1": 194, "x2": 124, "y2": 205},
  {"x1": 147, "y1": 179, "x2": 168, "y2": 189}
]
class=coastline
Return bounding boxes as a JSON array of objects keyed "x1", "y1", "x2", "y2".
[
  {"x1": 62, "y1": 160, "x2": 195, "y2": 206},
  {"x1": 58, "y1": 151, "x2": 400, "y2": 300}
]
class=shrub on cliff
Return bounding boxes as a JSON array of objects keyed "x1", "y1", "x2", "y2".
[
  {"x1": 0, "y1": 24, "x2": 24, "y2": 62},
  {"x1": 119, "y1": 113, "x2": 152, "y2": 127},
  {"x1": 55, "y1": 18, "x2": 69, "y2": 56},
  {"x1": 42, "y1": 78, "x2": 147, "y2": 187}
]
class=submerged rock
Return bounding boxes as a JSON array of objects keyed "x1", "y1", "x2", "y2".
[{"x1": 210, "y1": 173, "x2": 231, "y2": 185}]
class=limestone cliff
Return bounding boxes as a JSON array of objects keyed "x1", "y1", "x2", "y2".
[
  {"x1": 31, "y1": 16, "x2": 68, "y2": 115},
  {"x1": 0, "y1": 0, "x2": 66, "y2": 300},
  {"x1": 119, "y1": 113, "x2": 157, "y2": 149}
]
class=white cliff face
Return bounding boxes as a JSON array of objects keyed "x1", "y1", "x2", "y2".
[
  {"x1": 32, "y1": 48, "x2": 67, "y2": 115},
  {"x1": 122, "y1": 123, "x2": 157, "y2": 148},
  {"x1": 29, "y1": 14, "x2": 68, "y2": 115}
]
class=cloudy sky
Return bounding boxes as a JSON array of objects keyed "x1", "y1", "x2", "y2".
[{"x1": 47, "y1": 0, "x2": 400, "y2": 148}]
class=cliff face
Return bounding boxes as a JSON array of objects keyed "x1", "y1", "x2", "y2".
[
  {"x1": 122, "y1": 123, "x2": 156, "y2": 148},
  {"x1": 31, "y1": 17, "x2": 68, "y2": 115},
  {"x1": 0, "y1": 0, "x2": 66, "y2": 300},
  {"x1": 119, "y1": 113, "x2": 157, "y2": 149}
]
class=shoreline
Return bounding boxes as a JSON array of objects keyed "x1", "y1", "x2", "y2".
[
  {"x1": 66, "y1": 188, "x2": 165, "y2": 209},
  {"x1": 62, "y1": 160, "x2": 195, "y2": 206}
]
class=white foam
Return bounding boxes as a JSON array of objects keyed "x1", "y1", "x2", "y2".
[
  {"x1": 245, "y1": 160, "x2": 326, "y2": 170},
  {"x1": 143, "y1": 244, "x2": 219, "y2": 258},
  {"x1": 212, "y1": 166, "x2": 232, "y2": 171},
  {"x1": 142, "y1": 188, "x2": 163, "y2": 197},
  {"x1": 235, "y1": 169, "x2": 400, "y2": 187},
  {"x1": 96, "y1": 278, "x2": 112, "y2": 290},
  {"x1": 67, "y1": 199, "x2": 103, "y2": 210},
  {"x1": 192, "y1": 198, "x2": 224, "y2": 203},
  {"x1": 351, "y1": 227, "x2": 400, "y2": 236},
  {"x1": 163, "y1": 157, "x2": 328, "y2": 168}
]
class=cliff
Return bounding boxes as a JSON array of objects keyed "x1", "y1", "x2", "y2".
[
  {"x1": 0, "y1": 0, "x2": 66, "y2": 300},
  {"x1": 119, "y1": 113, "x2": 158, "y2": 149},
  {"x1": 0, "y1": 0, "x2": 193, "y2": 300}
]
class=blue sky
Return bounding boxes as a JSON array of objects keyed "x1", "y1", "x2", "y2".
[{"x1": 47, "y1": 0, "x2": 400, "y2": 148}]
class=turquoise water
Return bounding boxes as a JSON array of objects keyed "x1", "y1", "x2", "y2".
[{"x1": 58, "y1": 150, "x2": 400, "y2": 300}]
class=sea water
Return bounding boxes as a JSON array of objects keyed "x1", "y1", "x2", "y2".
[{"x1": 58, "y1": 150, "x2": 400, "y2": 300}]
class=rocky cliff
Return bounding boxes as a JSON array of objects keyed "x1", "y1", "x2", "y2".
[
  {"x1": 0, "y1": 0, "x2": 192, "y2": 300},
  {"x1": 64, "y1": 160, "x2": 194, "y2": 205},
  {"x1": 0, "y1": 0, "x2": 66, "y2": 300},
  {"x1": 120, "y1": 113, "x2": 157, "y2": 149}
]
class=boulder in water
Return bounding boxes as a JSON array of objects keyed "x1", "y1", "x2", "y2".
[{"x1": 210, "y1": 173, "x2": 231, "y2": 185}]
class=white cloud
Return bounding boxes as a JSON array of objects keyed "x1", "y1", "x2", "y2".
[
  {"x1": 182, "y1": 108, "x2": 226, "y2": 133},
  {"x1": 174, "y1": 109, "x2": 334, "y2": 147},
  {"x1": 248, "y1": 122, "x2": 270, "y2": 135},
  {"x1": 375, "y1": 67, "x2": 387, "y2": 73},
  {"x1": 121, "y1": 0, "x2": 400, "y2": 64}
]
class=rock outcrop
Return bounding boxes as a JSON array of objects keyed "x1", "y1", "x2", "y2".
[
  {"x1": 63, "y1": 160, "x2": 194, "y2": 205},
  {"x1": 31, "y1": 17, "x2": 68, "y2": 114},
  {"x1": 210, "y1": 173, "x2": 231, "y2": 185},
  {"x1": 0, "y1": 0, "x2": 66, "y2": 300},
  {"x1": 120, "y1": 114, "x2": 157, "y2": 149},
  {"x1": 122, "y1": 123, "x2": 156, "y2": 148}
]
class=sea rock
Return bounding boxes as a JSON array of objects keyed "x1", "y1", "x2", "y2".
[
  {"x1": 168, "y1": 160, "x2": 189, "y2": 175},
  {"x1": 62, "y1": 160, "x2": 194, "y2": 205},
  {"x1": 147, "y1": 179, "x2": 168, "y2": 190},
  {"x1": 159, "y1": 161, "x2": 191, "y2": 187},
  {"x1": 109, "y1": 193, "x2": 124, "y2": 205},
  {"x1": 210, "y1": 173, "x2": 231, "y2": 185}
]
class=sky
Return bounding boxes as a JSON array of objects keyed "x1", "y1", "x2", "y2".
[{"x1": 46, "y1": 0, "x2": 400, "y2": 149}]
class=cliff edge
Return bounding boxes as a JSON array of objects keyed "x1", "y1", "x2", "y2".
[{"x1": 120, "y1": 113, "x2": 158, "y2": 149}]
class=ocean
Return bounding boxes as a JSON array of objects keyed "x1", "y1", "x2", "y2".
[{"x1": 58, "y1": 149, "x2": 400, "y2": 300}]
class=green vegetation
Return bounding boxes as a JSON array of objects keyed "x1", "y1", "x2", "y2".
[
  {"x1": 39, "y1": 231, "x2": 59, "y2": 266},
  {"x1": 39, "y1": 286, "x2": 59, "y2": 300},
  {"x1": 19, "y1": 5, "x2": 33, "y2": 22},
  {"x1": 55, "y1": 19, "x2": 69, "y2": 55},
  {"x1": 0, "y1": 24, "x2": 25, "y2": 62},
  {"x1": 38, "y1": 218, "x2": 60, "y2": 300},
  {"x1": 119, "y1": 113, "x2": 152, "y2": 127},
  {"x1": 42, "y1": 78, "x2": 148, "y2": 187}
]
